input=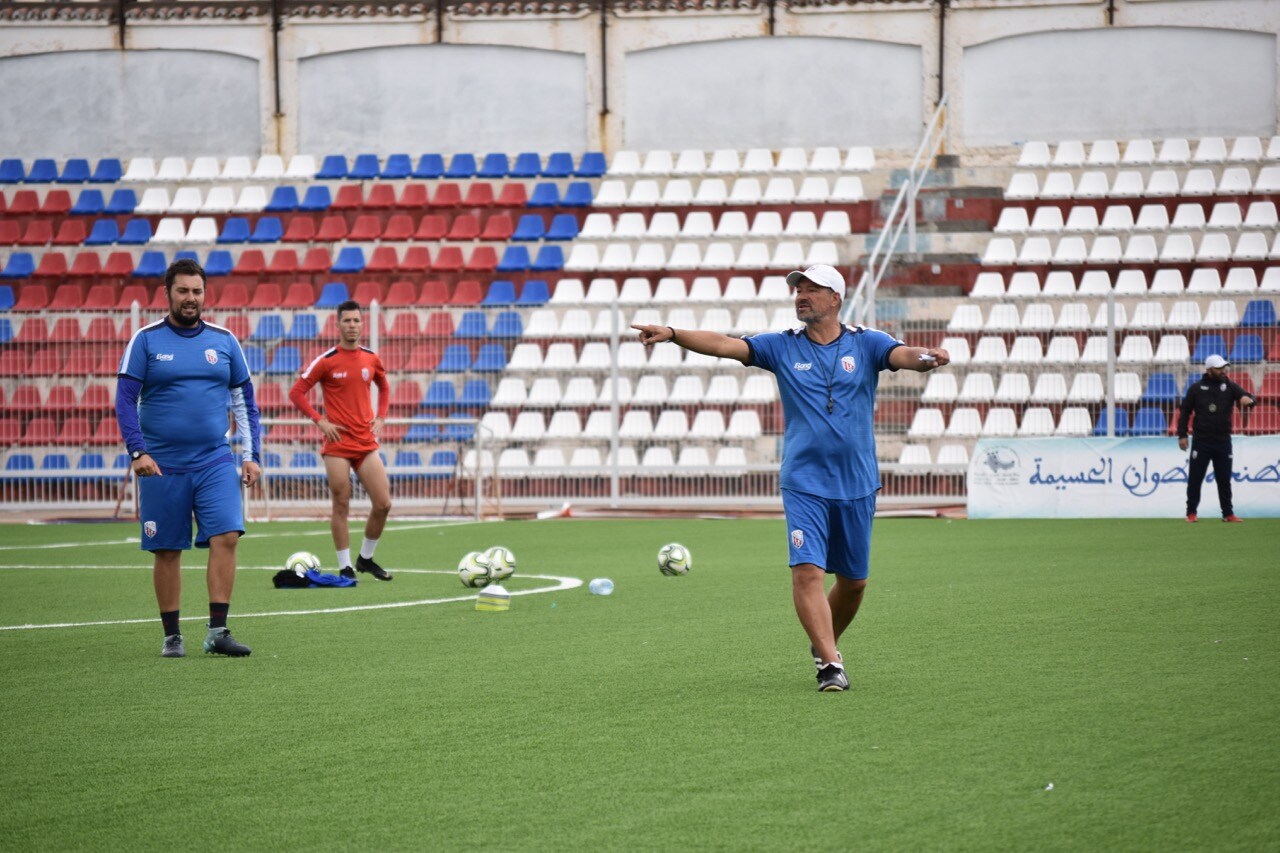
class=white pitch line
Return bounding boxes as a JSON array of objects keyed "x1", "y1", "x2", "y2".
[{"x1": 0, "y1": 569, "x2": 583, "y2": 631}]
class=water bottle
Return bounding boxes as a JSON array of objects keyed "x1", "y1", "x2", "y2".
[{"x1": 588, "y1": 578, "x2": 614, "y2": 596}]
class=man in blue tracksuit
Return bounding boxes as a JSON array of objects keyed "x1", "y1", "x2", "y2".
[
  {"x1": 633, "y1": 264, "x2": 950, "y2": 692},
  {"x1": 116, "y1": 258, "x2": 262, "y2": 658}
]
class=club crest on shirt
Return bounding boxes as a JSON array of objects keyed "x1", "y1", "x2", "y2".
[
  {"x1": 144, "y1": 521, "x2": 157, "y2": 538},
  {"x1": 204, "y1": 349, "x2": 218, "y2": 365},
  {"x1": 362, "y1": 368, "x2": 370, "y2": 382},
  {"x1": 842, "y1": 356, "x2": 855, "y2": 373},
  {"x1": 1220, "y1": 383, "x2": 1227, "y2": 392},
  {"x1": 791, "y1": 529, "x2": 804, "y2": 549}
]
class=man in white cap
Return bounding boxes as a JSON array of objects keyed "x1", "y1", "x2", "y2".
[
  {"x1": 1176, "y1": 354, "x2": 1256, "y2": 522},
  {"x1": 633, "y1": 264, "x2": 949, "y2": 692}
]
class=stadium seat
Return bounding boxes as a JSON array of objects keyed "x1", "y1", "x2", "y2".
[
  {"x1": 299, "y1": 186, "x2": 332, "y2": 211},
  {"x1": 314, "y1": 282, "x2": 350, "y2": 308},
  {"x1": 316, "y1": 155, "x2": 348, "y2": 180},
  {"x1": 265, "y1": 186, "x2": 300, "y2": 212}
]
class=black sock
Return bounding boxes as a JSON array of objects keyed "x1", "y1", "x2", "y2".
[
  {"x1": 161, "y1": 610, "x2": 180, "y2": 637},
  {"x1": 209, "y1": 602, "x2": 230, "y2": 630}
]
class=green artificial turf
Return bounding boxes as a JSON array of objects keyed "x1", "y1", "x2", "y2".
[{"x1": 1, "y1": 518, "x2": 1277, "y2": 851}]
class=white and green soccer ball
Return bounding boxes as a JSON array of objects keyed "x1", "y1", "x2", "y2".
[
  {"x1": 485, "y1": 546, "x2": 516, "y2": 583},
  {"x1": 657, "y1": 543, "x2": 691, "y2": 577},
  {"x1": 286, "y1": 551, "x2": 322, "y2": 578},
  {"x1": 458, "y1": 550, "x2": 495, "y2": 588}
]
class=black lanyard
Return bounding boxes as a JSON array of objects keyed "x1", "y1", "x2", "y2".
[{"x1": 803, "y1": 330, "x2": 843, "y2": 415}]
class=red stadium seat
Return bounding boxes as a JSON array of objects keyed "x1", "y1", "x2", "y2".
[
  {"x1": 69, "y1": 252, "x2": 103, "y2": 278},
  {"x1": 365, "y1": 184, "x2": 396, "y2": 210},
  {"x1": 217, "y1": 282, "x2": 250, "y2": 308},
  {"x1": 429, "y1": 183, "x2": 461, "y2": 209},
  {"x1": 423, "y1": 311, "x2": 455, "y2": 337},
  {"x1": 83, "y1": 284, "x2": 117, "y2": 310},
  {"x1": 8, "y1": 191, "x2": 39, "y2": 215},
  {"x1": 233, "y1": 250, "x2": 266, "y2": 276},
  {"x1": 13, "y1": 285, "x2": 50, "y2": 312},
  {"x1": 495, "y1": 183, "x2": 528, "y2": 208},
  {"x1": 463, "y1": 182, "x2": 494, "y2": 208},
  {"x1": 20, "y1": 417, "x2": 58, "y2": 445},
  {"x1": 52, "y1": 220, "x2": 86, "y2": 246},
  {"x1": 83, "y1": 316, "x2": 120, "y2": 341},
  {"x1": 267, "y1": 248, "x2": 300, "y2": 275},
  {"x1": 49, "y1": 316, "x2": 82, "y2": 341},
  {"x1": 315, "y1": 216, "x2": 348, "y2": 242},
  {"x1": 1259, "y1": 372, "x2": 1280, "y2": 401},
  {"x1": 115, "y1": 284, "x2": 149, "y2": 310},
  {"x1": 0, "y1": 417, "x2": 20, "y2": 445},
  {"x1": 39, "y1": 190, "x2": 72, "y2": 216},
  {"x1": 48, "y1": 285, "x2": 83, "y2": 311},
  {"x1": 33, "y1": 252, "x2": 68, "y2": 278},
  {"x1": 383, "y1": 281, "x2": 417, "y2": 307},
  {"x1": 404, "y1": 342, "x2": 444, "y2": 371},
  {"x1": 386, "y1": 312, "x2": 421, "y2": 338},
  {"x1": 419, "y1": 280, "x2": 449, "y2": 305},
  {"x1": 46, "y1": 385, "x2": 77, "y2": 412},
  {"x1": 349, "y1": 215, "x2": 381, "y2": 241},
  {"x1": 365, "y1": 246, "x2": 399, "y2": 274},
  {"x1": 255, "y1": 381, "x2": 288, "y2": 414},
  {"x1": 19, "y1": 220, "x2": 53, "y2": 246},
  {"x1": 62, "y1": 346, "x2": 97, "y2": 375},
  {"x1": 400, "y1": 246, "x2": 432, "y2": 272},
  {"x1": 0, "y1": 221, "x2": 20, "y2": 244},
  {"x1": 447, "y1": 214, "x2": 479, "y2": 241},
  {"x1": 414, "y1": 215, "x2": 447, "y2": 241},
  {"x1": 10, "y1": 384, "x2": 43, "y2": 412},
  {"x1": 382, "y1": 214, "x2": 414, "y2": 241},
  {"x1": 432, "y1": 246, "x2": 463, "y2": 273},
  {"x1": 14, "y1": 316, "x2": 48, "y2": 344},
  {"x1": 248, "y1": 282, "x2": 283, "y2": 309},
  {"x1": 90, "y1": 417, "x2": 121, "y2": 445},
  {"x1": 282, "y1": 217, "x2": 316, "y2": 243},
  {"x1": 464, "y1": 247, "x2": 497, "y2": 273},
  {"x1": 147, "y1": 286, "x2": 167, "y2": 310},
  {"x1": 0, "y1": 350, "x2": 29, "y2": 376},
  {"x1": 281, "y1": 282, "x2": 315, "y2": 308},
  {"x1": 450, "y1": 280, "x2": 483, "y2": 304},
  {"x1": 330, "y1": 184, "x2": 364, "y2": 211},
  {"x1": 351, "y1": 280, "x2": 385, "y2": 305},
  {"x1": 102, "y1": 252, "x2": 134, "y2": 277},
  {"x1": 480, "y1": 213, "x2": 514, "y2": 241},
  {"x1": 221, "y1": 315, "x2": 251, "y2": 340},
  {"x1": 388, "y1": 380, "x2": 422, "y2": 414},
  {"x1": 300, "y1": 248, "x2": 332, "y2": 274},
  {"x1": 78, "y1": 384, "x2": 111, "y2": 412},
  {"x1": 94, "y1": 348, "x2": 124, "y2": 377},
  {"x1": 57, "y1": 416, "x2": 92, "y2": 444}
]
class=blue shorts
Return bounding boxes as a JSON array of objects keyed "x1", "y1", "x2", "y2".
[
  {"x1": 138, "y1": 462, "x2": 244, "y2": 552},
  {"x1": 782, "y1": 488, "x2": 876, "y2": 580}
]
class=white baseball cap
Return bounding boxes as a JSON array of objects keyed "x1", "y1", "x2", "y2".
[
  {"x1": 786, "y1": 264, "x2": 846, "y2": 300},
  {"x1": 1204, "y1": 354, "x2": 1229, "y2": 369}
]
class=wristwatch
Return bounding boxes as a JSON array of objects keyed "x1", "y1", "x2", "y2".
[{"x1": 130, "y1": 450, "x2": 146, "y2": 461}]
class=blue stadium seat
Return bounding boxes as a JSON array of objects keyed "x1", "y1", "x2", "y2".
[
  {"x1": 1239, "y1": 300, "x2": 1277, "y2": 328},
  {"x1": 40, "y1": 453, "x2": 71, "y2": 472},
  {"x1": 473, "y1": 344, "x2": 507, "y2": 372},
  {"x1": 0, "y1": 289, "x2": 14, "y2": 313},
  {"x1": 575, "y1": 152, "x2": 607, "y2": 177},
  {"x1": 288, "y1": 451, "x2": 321, "y2": 471},
  {"x1": 1092, "y1": 407, "x2": 1130, "y2": 436},
  {"x1": 543, "y1": 152, "x2": 573, "y2": 178},
  {"x1": 249, "y1": 216, "x2": 283, "y2": 243},
  {"x1": 528, "y1": 182, "x2": 560, "y2": 207},
  {"x1": 426, "y1": 450, "x2": 457, "y2": 478},
  {"x1": 442, "y1": 413, "x2": 476, "y2": 439},
  {"x1": 546, "y1": 214, "x2": 579, "y2": 240},
  {"x1": 173, "y1": 250, "x2": 199, "y2": 263},
  {"x1": 459, "y1": 380, "x2": 491, "y2": 408},
  {"x1": 422, "y1": 380, "x2": 457, "y2": 407},
  {"x1": 252, "y1": 314, "x2": 286, "y2": 340},
  {"x1": 298, "y1": 186, "x2": 332, "y2": 211},
  {"x1": 531, "y1": 245, "x2": 564, "y2": 271},
  {"x1": 454, "y1": 311, "x2": 488, "y2": 338},
  {"x1": 316, "y1": 155, "x2": 349, "y2": 180},
  {"x1": 512, "y1": 214, "x2": 546, "y2": 241},
  {"x1": 315, "y1": 282, "x2": 350, "y2": 307},
  {"x1": 445, "y1": 153, "x2": 477, "y2": 179},
  {"x1": 242, "y1": 345, "x2": 267, "y2": 373},
  {"x1": 26, "y1": 159, "x2": 57, "y2": 183},
  {"x1": 113, "y1": 453, "x2": 132, "y2": 470},
  {"x1": 104, "y1": 188, "x2": 137, "y2": 215},
  {"x1": 1141, "y1": 373, "x2": 1180, "y2": 403},
  {"x1": 1130, "y1": 407, "x2": 1168, "y2": 437},
  {"x1": 85, "y1": 219, "x2": 120, "y2": 245},
  {"x1": 562, "y1": 182, "x2": 593, "y2": 207},
  {"x1": 5, "y1": 454, "x2": 35, "y2": 471},
  {"x1": 516, "y1": 279, "x2": 549, "y2": 305},
  {"x1": 261, "y1": 450, "x2": 283, "y2": 469},
  {"x1": 497, "y1": 246, "x2": 531, "y2": 272},
  {"x1": 490, "y1": 311, "x2": 522, "y2": 338},
  {"x1": 349, "y1": 154, "x2": 380, "y2": 181},
  {"x1": 1229, "y1": 334, "x2": 1264, "y2": 364},
  {"x1": 119, "y1": 218, "x2": 152, "y2": 245},
  {"x1": 266, "y1": 345, "x2": 301, "y2": 374},
  {"x1": 381, "y1": 154, "x2": 411, "y2": 180},
  {"x1": 218, "y1": 217, "x2": 251, "y2": 243},
  {"x1": 91, "y1": 158, "x2": 123, "y2": 183},
  {"x1": 285, "y1": 313, "x2": 319, "y2": 340},
  {"x1": 413, "y1": 154, "x2": 444, "y2": 179},
  {"x1": 133, "y1": 252, "x2": 168, "y2": 278},
  {"x1": 204, "y1": 250, "x2": 234, "y2": 277},
  {"x1": 482, "y1": 280, "x2": 517, "y2": 305},
  {"x1": 1191, "y1": 334, "x2": 1227, "y2": 365},
  {"x1": 1, "y1": 253, "x2": 35, "y2": 278},
  {"x1": 76, "y1": 453, "x2": 105, "y2": 474},
  {"x1": 393, "y1": 449, "x2": 423, "y2": 467},
  {"x1": 478, "y1": 153, "x2": 509, "y2": 178},
  {"x1": 58, "y1": 159, "x2": 91, "y2": 183},
  {"x1": 405, "y1": 422, "x2": 441, "y2": 442},
  {"x1": 0, "y1": 159, "x2": 25, "y2": 182},
  {"x1": 70, "y1": 189, "x2": 104, "y2": 216},
  {"x1": 437, "y1": 344, "x2": 472, "y2": 372},
  {"x1": 265, "y1": 186, "x2": 299, "y2": 212},
  {"x1": 510, "y1": 153, "x2": 542, "y2": 178},
  {"x1": 331, "y1": 247, "x2": 366, "y2": 274}
]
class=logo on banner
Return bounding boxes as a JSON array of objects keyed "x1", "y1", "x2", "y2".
[
  {"x1": 204, "y1": 349, "x2": 218, "y2": 365},
  {"x1": 791, "y1": 529, "x2": 804, "y2": 549},
  {"x1": 969, "y1": 444, "x2": 1023, "y2": 490},
  {"x1": 362, "y1": 368, "x2": 370, "y2": 382},
  {"x1": 144, "y1": 521, "x2": 157, "y2": 538},
  {"x1": 842, "y1": 356, "x2": 855, "y2": 373}
]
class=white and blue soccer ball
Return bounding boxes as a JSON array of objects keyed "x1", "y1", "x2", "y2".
[
  {"x1": 485, "y1": 546, "x2": 516, "y2": 583},
  {"x1": 458, "y1": 551, "x2": 495, "y2": 588},
  {"x1": 286, "y1": 551, "x2": 322, "y2": 578},
  {"x1": 657, "y1": 543, "x2": 691, "y2": 577}
]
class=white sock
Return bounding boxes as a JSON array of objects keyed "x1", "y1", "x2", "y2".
[
  {"x1": 336, "y1": 548, "x2": 351, "y2": 569},
  {"x1": 360, "y1": 538, "x2": 378, "y2": 560}
]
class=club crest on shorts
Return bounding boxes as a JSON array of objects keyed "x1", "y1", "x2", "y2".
[
  {"x1": 144, "y1": 520, "x2": 157, "y2": 538},
  {"x1": 362, "y1": 368, "x2": 370, "y2": 382},
  {"x1": 204, "y1": 349, "x2": 218, "y2": 365},
  {"x1": 842, "y1": 356, "x2": 855, "y2": 373},
  {"x1": 791, "y1": 528, "x2": 804, "y2": 548}
]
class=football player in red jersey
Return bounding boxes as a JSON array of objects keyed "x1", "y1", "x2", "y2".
[{"x1": 289, "y1": 301, "x2": 394, "y2": 580}]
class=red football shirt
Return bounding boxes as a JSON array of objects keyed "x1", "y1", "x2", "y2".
[{"x1": 289, "y1": 346, "x2": 389, "y2": 455}]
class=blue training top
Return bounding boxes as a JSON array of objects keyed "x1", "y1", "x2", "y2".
[
  {"x1": 116, "y1": 319, "x2": 260, "y2": 473},
  {"x1": 745, "y1": 324, "x2": 902, "y2": 500}
]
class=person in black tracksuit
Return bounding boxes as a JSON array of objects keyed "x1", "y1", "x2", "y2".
[{"x1": 1176, "y1": 354, "x2": 1257, "y2": 522}]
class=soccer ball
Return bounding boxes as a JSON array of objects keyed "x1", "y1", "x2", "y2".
[
  {"x1": 458, "y1": 551, "x2": 494, "y2": 588},
  {"x1": 657, "y1": 543, "x2": 691, "y2": 576},
  {"x1": 485, "y1": 546, "x2": 516, "y2": 583},
  {"x1": 286, "y1": 551, "x2": 321, "y2": 578}
]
